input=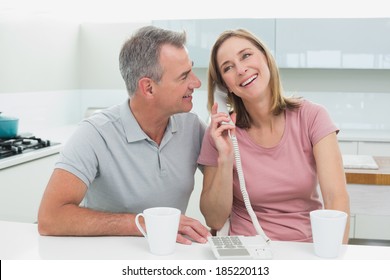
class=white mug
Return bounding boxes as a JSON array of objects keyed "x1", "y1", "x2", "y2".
[
  {"x1": 135, "y1": 207, "x2": 181, "y2": 255},
  {"x1": 310, "y1": 209, "x2": 348, "y2": 258}
]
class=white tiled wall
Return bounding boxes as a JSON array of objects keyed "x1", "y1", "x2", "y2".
[
  {"x1": 1, "y1": 90, "x2": 389, "y2": 134},
  {"x1": 298, "y1": 92, "x2": 390, "y2": 130},
  {"x1": 0, "y1": 90, "x2": 129, "y2": 133},
  {"x1": 0, "y1": 91, "x2": 81, "y2": 133}
]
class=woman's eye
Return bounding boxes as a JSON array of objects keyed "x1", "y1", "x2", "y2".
[
  {"x1": 243, "y1": 53, "x2": 251, "y2": 59},
  {"x1": 223, "y1": 65, "x2": 232, "y2": 73}
]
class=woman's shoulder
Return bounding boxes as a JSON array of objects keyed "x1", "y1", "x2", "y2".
[
  {"x1": 290, "y1": 98, "x2": 327, "y2": 114},
  {"x1": 286, "y1": 98, "x2": 332, "y2": 126}
]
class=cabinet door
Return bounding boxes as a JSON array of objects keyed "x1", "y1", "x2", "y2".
[
  {"x1": 355, "y1": 214, "x2": 390, "y2": 240},
  {"x1": 0, "y1": 155, "x2": 58, "y2": 223},
  {"x1": 358, "y1": 141, "x2": 390, "y2": 156},
  {"x1": 347, "y1": 184, "x2": 390, "y2": 240},
  {"x1": 349, "y1": 214, "x2": 355, "y2": 239},
  {"x1": 153, "y1": 19, "x2": 275, "y2": 67},
  {"x1": 276, "y1": 18, "x2": 390, "y2": 69}
]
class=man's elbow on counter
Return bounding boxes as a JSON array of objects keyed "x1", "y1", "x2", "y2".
[
  {"x1": 205, "y1": 219, "x2": 225, "y2": 233},
  {"x1": 37, "y1": 214, "x2": 54, "y2": 236}
]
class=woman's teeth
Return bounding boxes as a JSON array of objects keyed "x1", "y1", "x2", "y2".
[{"x1": 241, "y1": 75, "x2": 258, "y2": 86}]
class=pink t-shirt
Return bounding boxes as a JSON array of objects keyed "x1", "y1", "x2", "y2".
[{"x1": 197, "y1": 100, "x2": 338, "y2": 242}]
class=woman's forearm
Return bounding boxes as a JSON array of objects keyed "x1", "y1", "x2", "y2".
[{"x1": 200, "y1": 160, "x2": 234, "y2": 230}]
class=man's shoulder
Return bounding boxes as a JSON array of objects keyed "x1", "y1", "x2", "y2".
[
  {"x1": 173, "y1": 112, "x2": 206, "y2": 126},
  {"x1": 172, "y1": 112, "x2": 206, "y2": 138},
  {"x1": 84, "y1": 104, "x2": 121, "y2": 127}
]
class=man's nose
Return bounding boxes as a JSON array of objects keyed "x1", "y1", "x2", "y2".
[{"x1": 190, "y1": 72, "x2": 201, "y2": 89}]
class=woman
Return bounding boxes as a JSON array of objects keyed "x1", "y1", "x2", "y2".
[{"x1": 197, "y1": 29, "x2": 350, "y2": 243}]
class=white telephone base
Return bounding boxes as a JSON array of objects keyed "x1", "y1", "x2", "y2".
[{"x1": 208, "y1": 235, "x2": 273, "y2": 260}]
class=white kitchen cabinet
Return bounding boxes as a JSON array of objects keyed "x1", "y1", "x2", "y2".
[
  {"x1": 347, "y1": 183, "x2": 390, "y2": 242},
  {"x1": 358, "y1": 141, "x2": 390, "y2": 156},
  {"x1": 154, "y1": 18, "x2": 390, "y2": 69},
  {"x1": 338, "y1": 140, "x2": 390, "y2": 156},
  {"x1": 349, "y1": 214, "x2": 355, "y2": 239},
  {"x1": 0, "y1": 154, "x2": 58, "y2": 223},
  {"x1": 153, "y1": 19, "x2": 275, "y2": 67},
  {"x1": 354, "y1": 214, "x2": 390, "y2": 240},
  {"x1": 275, "y1": 18, "x2": 390, "y2": 69}
]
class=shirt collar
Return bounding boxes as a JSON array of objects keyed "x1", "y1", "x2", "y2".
[{"x1": 120, "y1": 99, "x2": 178, "y2": 143}]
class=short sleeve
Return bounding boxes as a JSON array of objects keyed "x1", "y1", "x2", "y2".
[
  {"x1": 303, "y1": 101, "x2": 339, "y2": 146},
  {"x1": 197, "y1": 126, "x2": 219, "y2": 166},
  {"x1": 55, "y1": 121, "x2": 101, "y2": 186}
]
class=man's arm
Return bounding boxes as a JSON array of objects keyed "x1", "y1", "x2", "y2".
[
  {"x1": 38, "y1": 168, "x2": 140, "y2": 236},
  {"x1": 38, "y1": 168, "x2": 211, "y2": 244}
]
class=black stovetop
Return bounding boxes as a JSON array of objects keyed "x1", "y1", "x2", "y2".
[{"x1": 0, "y1": 136, "x2": 54, "y2": 159}]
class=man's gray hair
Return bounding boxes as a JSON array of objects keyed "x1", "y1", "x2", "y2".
[{"x1": 119, "y1": 26, "x2": 186, "y2": 97}]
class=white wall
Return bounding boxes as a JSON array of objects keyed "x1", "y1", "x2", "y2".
[
  {"x1": 0, "y1": 14, "x2": 80, "y2": 93},
  {"x1": 0, "y1": 90, "x2": 81, "y2": 132},
  {"x1": 0, "y1": 17, "x2": 150, "y2": 130},
  {"x1": 79, "y1": 21, "x2": 149, "y2": 89},
  {"x1": 0, "y1": 16, "x2": 150, "y2": 93}
]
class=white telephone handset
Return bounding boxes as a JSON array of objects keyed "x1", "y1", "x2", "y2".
[
  {"x1": 214, "y1": 85, "x2": 235, "y2": 125},
  {"x1": 213, "y1": 84, "x2": 271, "y2": 244}
]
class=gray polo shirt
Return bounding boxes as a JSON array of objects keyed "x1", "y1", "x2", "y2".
[{"x1": 56, "y1": 100, "x2": 206, "y2": 214}]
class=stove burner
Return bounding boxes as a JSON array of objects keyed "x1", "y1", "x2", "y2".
[{"x1": 0, "y1": 136, "x2": 52, "y2": 159}]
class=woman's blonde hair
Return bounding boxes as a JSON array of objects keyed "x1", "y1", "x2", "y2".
[{"x1": 207, "y1": 29, "x2": 300, "y2": 129}]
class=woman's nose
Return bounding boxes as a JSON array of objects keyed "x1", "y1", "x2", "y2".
[{"x1": 236, "y1": 64, "x2": 248, "y2": 75}]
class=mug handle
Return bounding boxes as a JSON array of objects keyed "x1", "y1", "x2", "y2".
[{"x1": 135, "y1": 213, "x2": 147, "y2": 238}]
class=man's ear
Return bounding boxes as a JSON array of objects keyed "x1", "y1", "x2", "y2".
[{"x1": 138, "y1": 77, "x2": 154, "y2": 97}]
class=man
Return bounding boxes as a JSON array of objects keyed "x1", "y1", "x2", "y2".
[{"x1": 38, "y1": 26, "x2": 210, "y2": 245}]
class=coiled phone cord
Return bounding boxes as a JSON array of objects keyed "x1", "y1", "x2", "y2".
[{"x1": 230, "y1": 131, "x2": 271, "y2": 244}]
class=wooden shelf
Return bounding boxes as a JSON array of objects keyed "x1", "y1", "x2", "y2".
[{"x1": 345, "y1": 157, "x2": 390, "y2": 185}]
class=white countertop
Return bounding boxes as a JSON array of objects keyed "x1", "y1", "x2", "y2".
[
  {"x1": 0, "y1": 144, "x2": 63, "y2": 170},
  {"x1": 1, "y1": 221, "x2": 389, "y2": 260}
]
